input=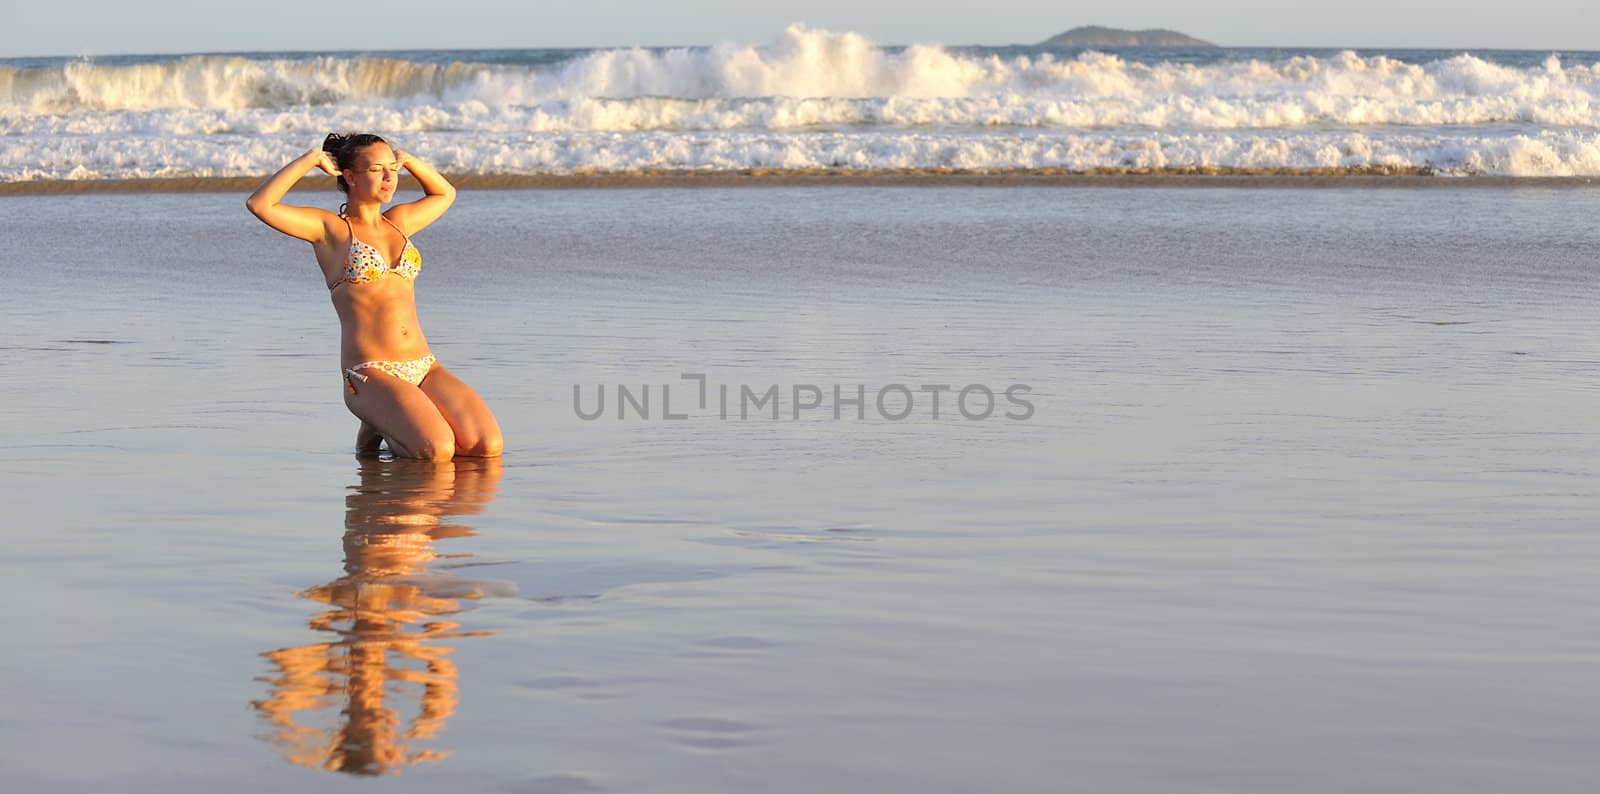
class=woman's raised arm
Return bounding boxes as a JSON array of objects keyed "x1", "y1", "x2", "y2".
[
  {"x1": 245, "y1": 147, "x2": 340, "y2": 242},
  {"x1": 384, "y1": 150, "x2": 456, "y2": 235}
]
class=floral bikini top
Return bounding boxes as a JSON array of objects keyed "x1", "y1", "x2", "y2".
[{"x1": 329, "y1": 214, "x2": 421, "y2": 291}]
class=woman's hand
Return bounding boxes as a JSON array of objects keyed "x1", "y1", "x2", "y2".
[
  {"x1": 312, "y1": 149, "x2": 341, "y2": 176},
  {"x1": 393, "y1": 149, "x2": 414, "y2": 170}
]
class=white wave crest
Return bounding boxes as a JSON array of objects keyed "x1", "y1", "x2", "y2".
[
  {"x1": 6, "y1": 25, "x2": 1600, "y2": 132},
  {"x1": 9, "y1": 129, "x2": 1600, "y2": 180},
  {"x1": 6, "y1": 26, "x2": 1600, "y2": 180},
  {"x1": 9, "y1": 89, "x2": 1600, "y2": 139},
  {"x1": 0, "y1": 55, "x2": 493, "y2": 112}
]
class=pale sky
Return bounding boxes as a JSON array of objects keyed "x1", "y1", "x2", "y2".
[{"x1": 3, "y1": 0, "x2": 1596, "y2": 58}]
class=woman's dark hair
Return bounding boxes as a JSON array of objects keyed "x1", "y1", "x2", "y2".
[{"x1": 322, "y1": 132, "x2": 388, "y2": 195}]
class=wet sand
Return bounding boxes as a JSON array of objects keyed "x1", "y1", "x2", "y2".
[
  {"x1": 4, "y1": 168, "x2": 1597, "y2": 195},
  {"x1": 3, "y1": 185, "x2": 1598, "y2": 792}
]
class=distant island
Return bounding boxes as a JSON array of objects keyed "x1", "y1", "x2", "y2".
[{"x1": 1038, "y1": 26, "x2": 1217, "y2": 48}]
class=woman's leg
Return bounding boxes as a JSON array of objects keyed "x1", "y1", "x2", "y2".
[
  {"x1": 355, "y1": 420, "x2": 383, "y2": 455},
  {"x1": 419, "y1": 365, "x2": 504, "y2": 457},
  {"x1": 344, "y1": 370, "x2": 457, "y2": 461}
]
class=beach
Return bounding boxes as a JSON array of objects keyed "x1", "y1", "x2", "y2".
[
  {"x1": 3, "y1": 183, "x2": 1599, "y2": 791},
  {"x1": 7, "y1": 170, "x2": 1595, "y2": 196},
  {"x1": 7, "y1": 22, "x2": 1600, "y2": 790}
]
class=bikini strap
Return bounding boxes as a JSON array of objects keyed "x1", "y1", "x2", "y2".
[
  {"x1": 342, "y1": 213, "x2": 359, "y2": 262},
  {"x1": 380, "y1": 214, "x2": 411, "y2": 246}
]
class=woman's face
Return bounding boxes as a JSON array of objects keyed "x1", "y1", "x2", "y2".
[{"x1": 345, "y1": 143, "x2": 399, "y2": 204}]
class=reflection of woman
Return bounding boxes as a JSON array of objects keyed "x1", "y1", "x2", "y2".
[
  {"x1": 246, "y1": 134, "x2": 502, "y2": 460},
  {"x1": 253, "y1": 457, "x2": 507, "y2": 775}
]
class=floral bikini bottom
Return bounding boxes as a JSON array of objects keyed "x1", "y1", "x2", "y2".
[{"x1": 343, "y1": 354, "x2": 437, "y2": 389}]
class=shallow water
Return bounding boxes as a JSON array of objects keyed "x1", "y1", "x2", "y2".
[{"x1": 2, "y1": 185, "x2": 1599, "y2": 792}]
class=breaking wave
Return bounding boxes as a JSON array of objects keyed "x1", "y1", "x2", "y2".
[{"x1": 5, "y1": 25, "x2": 1600, "y2": 179}]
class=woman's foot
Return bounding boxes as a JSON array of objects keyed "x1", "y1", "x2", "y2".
[{"x1": 355, "y1": 421, "x2": 384, "y2": 455}]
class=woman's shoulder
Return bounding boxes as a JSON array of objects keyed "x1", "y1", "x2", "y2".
[
  {"x1": 294, "y1": 205, "x2": 346, "y2": 227},
  {"x1": 380, "y1": 209, "x2": 422, "y2": 238},
  {"x1": 313, "y1": 207, "x2": 352, "y2": 239}
]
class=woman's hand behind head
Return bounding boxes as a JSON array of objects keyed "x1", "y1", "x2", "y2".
[{"x1": 314, "y1": 150, "x2": 341, "y2": 176}]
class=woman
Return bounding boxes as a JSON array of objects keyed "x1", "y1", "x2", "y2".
[{"x1": 246, "y1": 134, "x2": 502, "y2": 460}]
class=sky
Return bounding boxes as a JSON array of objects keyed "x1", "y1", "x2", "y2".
[{"x1": 3, "y1": 0, "x2": 1597, "y2": 57}]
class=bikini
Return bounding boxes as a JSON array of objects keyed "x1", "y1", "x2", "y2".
[{"x1": 331, "y1": 215, "x2": 436, "y2": 388}]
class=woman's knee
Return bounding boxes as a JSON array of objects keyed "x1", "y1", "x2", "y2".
[
  {"x1": 453, "y1": 421, "x2": 503, "y2": 457},
  {"x1": 459, "y1": 431, "x2": 503, "y2": 458},
  {"x1": 390, "y1": 429, "x2": 455, "y2": 461},
  {"x1": 416, "y1": 433, "x2": 456, "y2": 461}
]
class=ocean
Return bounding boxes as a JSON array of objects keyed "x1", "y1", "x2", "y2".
[
  {"x1": 6, "y1": 24, "x2": 1600, "y2": 181},
  {"x1": 3, "y1": 24, "x2": 1599, "y2": 794}
]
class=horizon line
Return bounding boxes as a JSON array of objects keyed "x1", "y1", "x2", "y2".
[{"x1": 5, "y1": 39, "x2": 1598, "y2": 60}]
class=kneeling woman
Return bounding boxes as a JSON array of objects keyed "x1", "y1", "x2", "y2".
[{"x1": 247, "y1": 134, "x2": 503, "y2": 460}]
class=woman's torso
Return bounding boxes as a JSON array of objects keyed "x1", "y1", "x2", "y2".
[{"x1": 315, "y1": 213, "x2": 431, "y2": 366}]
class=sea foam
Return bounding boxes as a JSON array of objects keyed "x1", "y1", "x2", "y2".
[{"x1": 4, "y1": 25, "x2": 1600, "y2": 179}]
